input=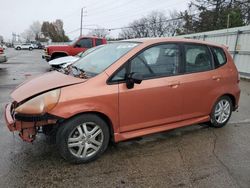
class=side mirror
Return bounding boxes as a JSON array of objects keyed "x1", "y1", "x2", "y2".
[{"x1": 126, "y1": 72, "x2": 143, "y2": 89}]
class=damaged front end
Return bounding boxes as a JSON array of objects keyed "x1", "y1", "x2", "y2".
[
  {"x1": 5, "y1": 89, "x2": 63, "y2": 142},
  {"x1": 5, "y1": 102, "x2": 62, "y2": 142}
]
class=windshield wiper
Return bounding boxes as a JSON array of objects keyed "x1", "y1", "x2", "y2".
[
  {"x1": 71, "y1": 65, "x2": 84, "y2": 73},
  {"x1": 71, "y1": 65, "x2": 88, "y2": 79}
]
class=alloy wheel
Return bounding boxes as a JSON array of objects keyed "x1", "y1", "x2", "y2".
[
  {"x1": 67, "y1": 122, "x2": 104, "y2": 159},
  {"x1": 214, "y1": 99, "x2": 231, "y2": 124}
]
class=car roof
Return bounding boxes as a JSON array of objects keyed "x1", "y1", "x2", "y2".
[{"x1": 122, "y1": 37, "x2": 224, "y2": 48}]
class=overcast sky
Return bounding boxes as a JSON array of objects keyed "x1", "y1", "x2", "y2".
[{"x1": 0, "y1": 0, "x2": 190, "y2": 41}]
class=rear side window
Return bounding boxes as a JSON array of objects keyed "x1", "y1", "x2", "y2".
[
  {"x1": 211, "y1": 47, "x2": 227, "y2": 68},
  {"x1": 96, "y1": 39, "x2": 103, "y2": 46},
  {"x1": 184, "y1": 44, "x2": 212, "y2": 73}
]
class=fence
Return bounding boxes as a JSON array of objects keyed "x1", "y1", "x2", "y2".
[{"x1": 178, "y1": 25, "x2": 250, "y2": 78}]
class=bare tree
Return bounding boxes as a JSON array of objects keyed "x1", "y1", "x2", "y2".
[
  {"x1": 235, "y1": 0, "x2": 250, "y2": 24},
  {"x1": 20, "y1": 21, "x2": 42, "y2": 42},
  {"x1": 119, "y1": 10, "x2": 183, "y2": 39},
  {"x1": 87, "y1": 27, "x2": 110, "y2": 37},
  {"x1": 21, "y1": 29, "x2": 35, "y2": 42},
  {"x1": 30, "y1": 21, "x2": 42, "y2": 40}
]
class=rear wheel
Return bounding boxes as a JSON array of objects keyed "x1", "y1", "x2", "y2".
[
  {"x1": 56, "y1": 114, "x2": 110, "y2": 164},
  {"x1": 209, "y1": 96, "x2": 232, "y2": 128},
  {"x1": 29, "y1": 47, "x2": 33, "y2": 51},
  {"x1": 16, "y1": 47, "x2": 21, "y2": 50}
]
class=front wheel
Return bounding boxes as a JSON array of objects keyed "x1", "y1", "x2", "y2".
[
  {"x1": 209, "y1": 96, "x2": 232, "y2": 128},
  {"x1": 56, "y1": 114, "x2": 110, "y2": 164},
  {"x1": 29, "y1": 47, "x2": 33, "y2": 51}
]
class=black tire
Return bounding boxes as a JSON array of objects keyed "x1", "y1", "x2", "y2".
[
  {"x1": 209, "y1": 96, "x2": 232, "y2": 128},
  {"x1": 56, "y1": 114, "x2": 110, "y2": 164},
  {"x1": 29, "y1": 47, "x2": 33, "y2": 51},
  {"x1": 16, "y1": 47, "x2": 21, "y2": 50}
]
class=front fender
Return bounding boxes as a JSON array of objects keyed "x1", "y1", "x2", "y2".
[{"x1": 48, "y1": 78, "x2": 119, "y2": 133}]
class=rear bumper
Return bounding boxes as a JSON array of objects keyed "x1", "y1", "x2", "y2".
[
  {"x1": 234, "y1": 88, "x2": 241, "y2": 111},
  {"x1": 42, "y1": 54, "x2": 51, "y2": 62}
]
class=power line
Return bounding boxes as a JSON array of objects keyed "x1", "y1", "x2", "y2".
[
  {"x1": 66, "y1": 11, "x2": 200, "y2": 35},
  {"x1": 87, "y1": 0, "x2": 188, "y2": 25},
  {"x1": 87, "y1": 0, "x2": 135, "y2": 17}
]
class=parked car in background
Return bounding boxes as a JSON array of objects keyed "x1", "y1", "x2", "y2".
[
  {"x1": 5, "y1": 38, "x2": 240, "y2": 164},
  {"x1": 0, "y1": 44, "x2": 7, "y2": 50},
  {"x1": 31, "y1": 41, "x2": 44, "y2": 49},
  {"x1": 42, "y1": 36, "x2": 107, "y2": 61},
  {"x1": 48, "y1": 45, "x2": 104, "y2": 69},
  {"x1": 15, "y1": 43, "x2": 34, "y2": 51},
  {"x1": 0, "y1": 47, "x2": 7, "y2": 62}
]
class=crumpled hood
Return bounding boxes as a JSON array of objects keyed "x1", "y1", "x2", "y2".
[
  {"x1": 49, "y1": 56, "x2": 79, "y2": 66},
  {"x1": 11, "y1": 71, "x2": 86, "y2": 103}
]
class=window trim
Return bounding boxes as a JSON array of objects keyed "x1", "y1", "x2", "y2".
[{"x1": 107, "y1": 42, "x2": 183, "y2": 85}]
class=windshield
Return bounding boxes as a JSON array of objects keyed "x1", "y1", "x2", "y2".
[
  {"x1": 73, "y1": 42, "x2": 139, "y2": 75},
  {"x1": 76, "y1": 45, "x2": 104, "y2": 57}
]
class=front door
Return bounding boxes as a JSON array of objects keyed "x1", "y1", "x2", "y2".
[{"x1": 117, "y1": 43, "x2": 184, "y2": 132}]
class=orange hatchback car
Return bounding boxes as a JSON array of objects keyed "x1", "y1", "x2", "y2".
[{"x1": 5, "y1": 38, "x2": 240, "y2": 163}]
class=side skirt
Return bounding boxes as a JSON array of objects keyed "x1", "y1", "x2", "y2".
[{"x1": 114, "y1": 115, "x2": 210, "y2": 142}]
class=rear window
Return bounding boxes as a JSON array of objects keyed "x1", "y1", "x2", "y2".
[{"x1": 211, "y1": 47, "x2": 227, "y2": 68}]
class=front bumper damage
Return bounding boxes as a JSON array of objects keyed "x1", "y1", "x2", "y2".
[{"x1": 5, "y1": 103, "x2": 60, "y2": 142}]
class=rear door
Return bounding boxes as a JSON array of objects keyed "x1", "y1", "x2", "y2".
[
  {"x1": 111, "y1": 43, "x2": 184, "y2": 132},
  {"x1": 179, "y1": 43, "x2": 223, "y2": 120}
]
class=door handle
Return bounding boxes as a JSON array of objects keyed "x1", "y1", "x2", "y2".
[
  {"x1": 168, "y1": 81, "x2": 180, "y2": 88},
  {"x1": 212, "y1": 75, "x2": 222, "y2": 81}
]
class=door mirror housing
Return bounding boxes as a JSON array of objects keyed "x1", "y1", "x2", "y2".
[{"x1": 126, "y1": 72, "x2": 143, "y2": 89}]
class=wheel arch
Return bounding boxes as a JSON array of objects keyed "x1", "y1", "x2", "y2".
[
  {"x1": 63, "y1": 111, "x2": 115, "y2": 142},
  {"x1": 223, "y1": 93, "x2": 236, "y2": 110},
  {"x1": 211, "y1": 93, "x2": 237, "y2": 112}
]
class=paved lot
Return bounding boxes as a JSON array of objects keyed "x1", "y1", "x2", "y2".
[{"x1": 0, "y1": 48, "x2": 250, "y2": 188}]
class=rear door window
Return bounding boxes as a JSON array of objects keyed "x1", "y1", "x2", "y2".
[{"x1": 184, "y1": 44, "x2": 212, "y2": 73}]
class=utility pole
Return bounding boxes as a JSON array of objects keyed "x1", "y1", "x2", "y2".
[
  {"x1": 80, "y1": 7, "x2": 87, "y2": 37},
  {"x1": 80, "y1": 8, "x2": 83, "y2": 37}
]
